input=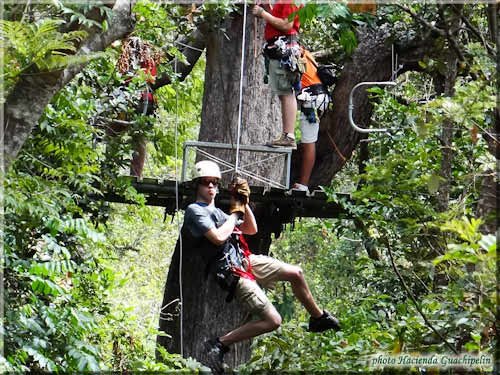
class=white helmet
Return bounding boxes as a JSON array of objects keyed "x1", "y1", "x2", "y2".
[{"x1": 193, "y1": 160, "x2": 221, "y2": 180}]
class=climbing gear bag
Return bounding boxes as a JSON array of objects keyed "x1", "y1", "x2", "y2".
[
  {"x1": 207, "y1": 234, "x2": 245, "y2": 302},
  {"x1": 317, "y1": 65, "x2": 337, "y2": 87},
  {"x1": 263, "y1": 35, "x2": 304, "y2": 74}
]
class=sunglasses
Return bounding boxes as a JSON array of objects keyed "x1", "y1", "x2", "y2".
[{"x1": 199, "y1": 177, "x2": 219, "y2": 187}]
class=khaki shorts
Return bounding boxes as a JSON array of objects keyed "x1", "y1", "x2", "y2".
[
  {"x1": 299, "y1": 93, "x2": 330, "y2": 143},
  {"x1": 234, "y1": 254, "x2": 287, "y2": 315},
  {"x1": 299, "y1": 111, "x2": 319, "y2": 143},
  {"x1": 268, "y1": 59, "x2": 296, "y2": 96}
]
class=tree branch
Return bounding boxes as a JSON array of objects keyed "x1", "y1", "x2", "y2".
[
  {"x1": 384, "y1": 237, "x2": 459, "y2": 354},
  {"x1": 396, "y1": 5, "x2": 445, "y2": 37},
  {"x1": 437, "y1": 4, "x2": 465, "y2": 63},
  {"x1": 459, "y1": 13, "x2": 495, "y2": 56},
  {"x1": 3, "y1": 0, "x2": 136, "y2": 169},
  {"x1": 152, "y1": 28, "x2": 206, "y2": 90}
]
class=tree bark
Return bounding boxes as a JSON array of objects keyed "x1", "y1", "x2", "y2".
[
  {"x1": 157, "y1": 9, "x2": 282, "y2": 368},
  {"x1": 436, "y1": 6, "x2": 461, "y2": 211},
  {"x1": 475, "y1": 170, "x2": 497, "y2": 234},
  {"x1": 436, "y1": 52, "x2": 458, "y2": 211},
  {"x1": 306, "y1": 26, "x2": 394, "y2": 188},
  {"x1": 3, "y1": 0, "x2": 136, "y2": 169}
]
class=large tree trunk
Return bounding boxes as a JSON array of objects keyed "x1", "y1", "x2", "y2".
[
  {"x1": 157, "y1": 9, "x2": 282, "y2": 368},
  {"x1": 3, "y1": 0, "x2": 135, "y2": 170},
  {"x1": 307, "y1": 27, "x2": 394, "y2": 187}
]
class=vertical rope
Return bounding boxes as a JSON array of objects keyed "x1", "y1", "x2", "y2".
[
  {"x1": 173, "y1": 58, "x2": 184, "y2": 357},
  {"x1": 235, "y1": 0, "x2": 248, "y2": 174},
  {"x1": 391, "y1": 43, "x2": 395, "y2": 81}
]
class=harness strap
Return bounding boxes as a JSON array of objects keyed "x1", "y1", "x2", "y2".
[{"x1": 266, "y1": 34, "x2": 298, "y2": 45}]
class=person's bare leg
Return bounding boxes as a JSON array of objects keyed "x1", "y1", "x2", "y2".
[
  {"x1": 299, "y1": 142, "x2": 315, "y2": 186},
  {"x1": 277, "y1": 265, "x2": 322, "y2": 318},
  {"x1": 279, "y1": 93, "x2": 297, "y2": 135},
  {"x1": 219, "y1": 306, "x2": 282, "y2": 346}
]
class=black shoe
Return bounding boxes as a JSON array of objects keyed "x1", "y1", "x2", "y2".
[
  {"x1": 308, "y1": 310, "x2": 341, "y2": 332},
  {"x1": 204, "y1": 338, "x2": 229, "y2": 374}
]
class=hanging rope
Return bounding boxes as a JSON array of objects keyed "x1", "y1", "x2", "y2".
[
  {"x1": 234, "y1": 0, "x2": 248, "y2": 174},
  {"x1": 173, "y1": 58, "x2": 184, "y2": 357}
]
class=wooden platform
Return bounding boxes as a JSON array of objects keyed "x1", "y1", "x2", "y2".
[{"x1": 104, "y1": 177, "x2": 348, "y2": 222}]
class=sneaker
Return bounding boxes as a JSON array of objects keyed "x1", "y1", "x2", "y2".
[
  {"x1": 308, "y1": 310, "x2": 341, "y2": 333},
  {"x1": 292, "y1": 182, "x2": 309, "y2": 194},
  {"x1": 267, "y1": 133, "x2": 297, "y2": 149},
  {"x1": 204, "y1": 338, "x2": 229, "y2": 374}
]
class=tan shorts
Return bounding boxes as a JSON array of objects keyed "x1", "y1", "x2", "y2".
[
  {"x1": 234, "y1": 254, "x2": 287, "y2": 315},
  {"x1": 249, "y1": 254, "x2": 287, "y2": 289}
]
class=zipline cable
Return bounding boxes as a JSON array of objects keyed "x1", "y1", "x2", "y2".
[
  {"x1": 235, "y1": 0, "x2": 248, "y2": 174},
  {"x1": 172, "y1": 4, "x2": 249, "y2": 357},
  {"x1": 173, "y1": 58, "x2": 184, "y2": 357}
]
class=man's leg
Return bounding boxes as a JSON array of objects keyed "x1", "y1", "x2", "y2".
[
  {"x1": 299, "y1": 142, "x2": 315, "y2": 187},
  {"x1": 276, "y1": 263, "x2": 341, "y2": 332},
  {"x1": 276, "y1": 264, "x2": 323, "y2": 319},
  {"x1": 219, "y1": 306, "x2": 281, "y2": 346},
  {"x1": 279, "y1": 93, "x2": 297, "y2": 135},
  {"x1": 293, "y1": 104, "x2": 319, "y2": 189},
  {"x1": 248, "y1": 254, "x2": 340, "y2": 332}
]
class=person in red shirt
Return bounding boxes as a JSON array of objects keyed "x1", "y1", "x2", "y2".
[{"x1": 253, "y1": 1, "x2": 302, "y2": 149}]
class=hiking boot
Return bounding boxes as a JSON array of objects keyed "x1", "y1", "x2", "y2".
[
  {"x1": 267, "y1": 133, "x2": 297, "y2": 149},
  {"x1": 308, "y1": 310, "x2": 341, "y2": 333},
  {"x1": 204, "y1": 338, "x2": 229, "y2": 374}
]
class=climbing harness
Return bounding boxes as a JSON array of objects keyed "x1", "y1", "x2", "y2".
[
  {"x1": 205, "y1": 231, "x2": 251, "y2": 303},
  {"x1": 262, "y1": 35, "x2": 304, "y2": 92}
]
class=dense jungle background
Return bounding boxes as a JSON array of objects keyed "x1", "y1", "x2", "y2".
[{"x1": 2, "y1": 1, "x2": 497, "y2": 373}]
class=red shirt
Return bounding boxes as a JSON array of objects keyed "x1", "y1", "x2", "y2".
[{"x1": 264, "y1": 1, "x2": 301, "y2": 41}]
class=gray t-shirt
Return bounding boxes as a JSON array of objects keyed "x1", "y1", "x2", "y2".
[
  {"x1": 184, "y1": 203, "x2": 229, "y2": 238},
  {"x1": 182, "y1": 203, "x2": 229, "y2": 261}
]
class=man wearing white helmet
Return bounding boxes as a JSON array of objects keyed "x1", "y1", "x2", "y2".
[{"x1": 182, "y1": 160, "x2": 341, "y2": 373}]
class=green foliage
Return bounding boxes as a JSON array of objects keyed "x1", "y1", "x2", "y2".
[
  {"x1": 54, "y1": 1, "x2": 113, "y2": 30},
  {"x1": 3, "y1": 82, "x2": 112, "y2": 370},
  {"x1": 4, "y1": 1, "x2": 205, "y2": 371},
  {"x1": 299, "y1": 2, "x2": 376, "y2": 57},
  {"x1": 4, "y1": 1, "x2": 496, "y2": 373},
  {"x1": 1, "y1": 18, "x2": 92, "y2": 96}
]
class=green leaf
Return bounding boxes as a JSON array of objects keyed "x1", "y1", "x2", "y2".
[{"x1": 427, "y1": 173, "x2": 441, "y2": 194}]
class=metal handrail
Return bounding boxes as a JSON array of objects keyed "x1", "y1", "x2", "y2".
[
  {"x1": 348, "y1": 81, "x2": 397, "y2": 133},
  {"x1": 181, "y1": 141, "x2": 292, "y2": 188}
]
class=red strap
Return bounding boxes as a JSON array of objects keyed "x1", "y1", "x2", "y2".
[{"x1": 232, "y1": 228, "x2": 255, "y2": 280}]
